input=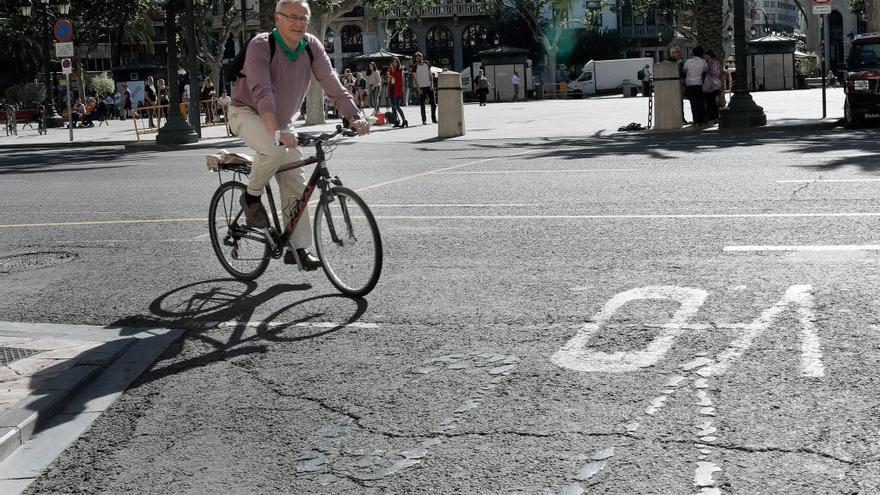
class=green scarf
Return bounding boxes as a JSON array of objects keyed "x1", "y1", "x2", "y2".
[{"x1": 273, "y1": 29, "x2": 307, "y2": 63}]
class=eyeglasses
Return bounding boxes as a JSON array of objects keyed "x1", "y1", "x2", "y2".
[{"x1": 277, "y1": 12, "x2": 310, "y2": 23}]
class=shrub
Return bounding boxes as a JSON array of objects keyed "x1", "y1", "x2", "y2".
[
  {"x1": 3, "y1": 83, "x2": 46, "y2": 108},
  {"x1": 88, "y1": 72, "x2": 115, "y2": 96}
]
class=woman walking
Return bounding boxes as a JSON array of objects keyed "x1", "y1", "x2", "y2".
[
  {"x1": 367, "y1": 62, "x2": 382, "y2": 114},
  {"x1": 388, "y1": 57, "x2": 408, "y2": 128},
  {"x1": 474, "y1": 69, "x2": 491, "y2": 106}
]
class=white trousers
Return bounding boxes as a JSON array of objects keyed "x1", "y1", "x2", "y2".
[{"x1": 229, "y1": 105, "x2": 311, "y2": 249}]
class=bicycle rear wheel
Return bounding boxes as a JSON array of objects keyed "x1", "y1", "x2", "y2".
[
  {"x1": 209, "y1": 180, "x2": 270, "y2": 280},
  {"x1": 314, "y1": 186, "x2": 382, "y2": 297}
]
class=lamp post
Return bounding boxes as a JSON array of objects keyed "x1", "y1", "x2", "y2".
[
  {"x1": 718, "y1": 0, "x2": 766, "y2": 128},
  {"x1": 156, "y1": 0, "x2": 198, "y2": 144}
]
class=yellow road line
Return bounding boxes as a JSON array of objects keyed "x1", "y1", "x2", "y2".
[{"x1": 0, "y1": 217, "x2": 207, "y2": 229}]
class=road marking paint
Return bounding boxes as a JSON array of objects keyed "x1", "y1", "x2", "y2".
[
  {"x1": 724, "y1": 244, "x2": 880, "y2": 252},
  {"x1": 190, "y1": 233, "x2": 210, "y2": 240},
  {"x1": 0, "y1": 217, "x2": 206, "y2": 229},
  {"x1": 370, "y1": 203, "x2": 539, "y2": 208},
  {"x1": 371, "y1": 212, "x2": 880, "y2": 220},
  {"x1": 355, "y1": 149, "x2": 539, "y2": 193},
  {"x1": 7, "y1": 211, "x2": 880, "y2": 230},
  {"x1": 434, "y1": 169, "x2": 637, "y2": 175},
  {"x1": 706, "y1": 285, "x2": 824, "y2": 377},
  {"x1": 551, "y1": 286, "x2": 708, "y2": 373},
  {"x1": 776, "y1": 178, "x2": 880, "y2": 183}
]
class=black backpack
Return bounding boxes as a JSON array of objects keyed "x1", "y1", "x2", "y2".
[{"x1": 223, "y1": 33, "x2": 314, "y2": 82}]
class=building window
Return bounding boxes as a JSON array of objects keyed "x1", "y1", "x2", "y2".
[
  {"x1": 426, "y1": 25, "x2": 454, "y2": 68},
  {"x1": 324, "y1": 28, "x2": 335, "y2": 54},
  {"x1": 341, "y1": 25, "x2": 363, "y2": 53},
  {"x1": 389, "y1": 27, "x2": 418, "y2": 55}
]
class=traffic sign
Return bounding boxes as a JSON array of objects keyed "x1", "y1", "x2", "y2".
[
  {"x1": 55, "y1": 42, "x2": 73, "y2": 58},
  {"x1": 61, "y1": 58, "x2": 72, "y2": 75},
  {"x1": 53, "y1": 19, "x2": 73, "y2": 42},
  {"x1": 812, "y1": 4, "x2": 831, "y2": 14}
]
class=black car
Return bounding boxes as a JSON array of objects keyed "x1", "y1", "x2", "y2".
[{"x1": 844, "y1": 33, "x2": 880, "y2": 127}]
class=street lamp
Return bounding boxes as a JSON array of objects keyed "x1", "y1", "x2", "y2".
[
  {"x1": 718, "y1": 0, "x2": 766, "y2": 128},
  {"x1": 155, "y1": 0, "x2": 198, "y2": 144}
]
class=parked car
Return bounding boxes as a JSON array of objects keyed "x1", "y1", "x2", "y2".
[{"x1": 844, "y1": 32, "x2": 880, "y2": 127}]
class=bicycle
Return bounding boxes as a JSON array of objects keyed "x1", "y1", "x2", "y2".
[{"x1": 207, "y1": 125, "x2": 383, "y2": 297}]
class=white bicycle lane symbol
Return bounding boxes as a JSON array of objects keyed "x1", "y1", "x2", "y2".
[{"x1": 550, "y1": 285, "x2": 824, "y2": 495}]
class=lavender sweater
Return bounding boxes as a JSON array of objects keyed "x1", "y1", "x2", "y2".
[{"x1": 231, "y1": 32, "x2": 358, "y2": 127}]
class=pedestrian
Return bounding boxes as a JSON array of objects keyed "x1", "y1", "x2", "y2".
[
  {"x1": 412, "y1": 51, "x2": 436, "y2": 124},
  {"x1": 104, "y1": 92, "x2": 115, "y2": 119},
  {"x1": 702, "y1": 49, "x2": 723, "y2": 123},
  {"x1": 355, "y1": 72, "x2": 367, "y2": 108},
  {"x1": 670, "y1": 46, "x2": 687, "y2": 125},
  {"x1": 684, "y1": 46, "x2": 707, "y2": 126},
  {"x1": 639, "y1": 63, "x2": 652, "y2": 97},
  {"x1": 366, "y1": 61, "x2": 382, "y2": 114},
  {"x1": 475, "y1": 69, "x2": 491, "y2": 106},
  {"x1": 228, "y1": 0, "x2": 367, "y2": 270},
  {"x1": 144, "y1": 75, "x2": 157, "y2": 127},
  {"x1": 122, "y1": 83, "x2": 132, "y2": 120},
  {"x1": 201, "y1": 77, "x2": 215, "y2": 124},
  {"x1": 512, "y1": 70, "x2": 520, "y2": 102},
  {"x1": 387, "y1": 56, "x2": 408, "y2": 128},
  {"x1": 71, "y1": 97, "x2": 85, "y2": 127},
  {"x1": 217, "y1": 90, "x2": 231, "y2": 121}
]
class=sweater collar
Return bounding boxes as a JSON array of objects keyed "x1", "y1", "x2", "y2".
[{"x1": 273, "y1": 29, "x2": 307, "y2": 63}]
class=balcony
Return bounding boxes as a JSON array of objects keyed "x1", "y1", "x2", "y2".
[
  {"x1": 381, "y1": 1, "x2": 487, "y2": 19},
  {"x1": 619, "y1": 25, "x2": 674, "y2": 41}
]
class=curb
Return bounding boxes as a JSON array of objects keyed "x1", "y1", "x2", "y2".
[
  {"x1": 0, "y1": 138, "x2": 243, "y2": 152},
  {"x1": 0, "y1": 338, "x2": 135, "y2": 464},
  {"x1": 0, "y1": 140, "x2": 132, "y2": 151},
  {"x1": 124, "y1": 138, "x2": 243, "y2": 152},
  {"x1": 640, "y1": 118, "x2": 842, "y2": 136}
]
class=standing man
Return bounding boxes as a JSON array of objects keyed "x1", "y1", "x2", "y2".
[
  {"x1": 512, "y1": 71, "x2": 520, "y2": 102},
  {"x1": 412, "y1": 52, "x2": 436, "y2": 125},
  {"x1": 670, "y1": 46, "x2": 687, "y2": 125},
  {"x1": 144, "y1": 76, "x2": 157, "y2": 127},
  {"x1": 229, "y1": 0, "x2": 368, "y2": 270}
]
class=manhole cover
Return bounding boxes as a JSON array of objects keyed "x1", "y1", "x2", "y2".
[
  {"x1": 0, "y1": 251, "x2": 77, "y2": 274},
  {"x1": 0, "y1": 347, "x2": 42, "y2": 365}
]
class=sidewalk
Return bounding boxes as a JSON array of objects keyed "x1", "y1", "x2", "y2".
[
  {"x1": 0, "y1": 321, "x2": 182, "y2": 491},
  {"x1": 0, "y1": 88, "x2": 847, "y2": 151}
]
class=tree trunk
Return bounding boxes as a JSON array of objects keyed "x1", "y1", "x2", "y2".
[
  {"x1": 694, "y1": 0, "x2": 723, "y2": 56},
  {"x1": 305, "y1": 13, "x2": 330, "y2": 125},
  {"x1": 258, "y1": 0, "x2": 274, "y2": 31},
  {"x1": 869, "y1": 0, "x2": 880, "y2": 32}
]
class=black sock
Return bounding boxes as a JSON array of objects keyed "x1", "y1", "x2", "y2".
[{"x1": 244, "y1": 192, "x2": 262, "y2": 206}]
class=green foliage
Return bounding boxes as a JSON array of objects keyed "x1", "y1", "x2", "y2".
[
  {"x1": 568, "y1": 29, "x2": 629, "y2": 65},
  {"x1": 797, "y1": 53, "x2": 819, "y2": 76},
  {"x1": 4, "y1": 83, "x2": 46, "y2": 108},
  {"x1": 849, "y1": 0, "x2": 866, "y2": 20},
  {"x1": 89, "y1": 72, "x2": 115, "y2": 95}
]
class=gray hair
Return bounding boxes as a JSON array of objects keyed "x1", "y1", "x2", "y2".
[{"x1": 276, "y1": 0, "x2": 310, "y2": 14}]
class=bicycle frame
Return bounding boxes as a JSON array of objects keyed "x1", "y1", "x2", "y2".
[{"x1": 221, "y1": 135, "x2": 348, "y2": 265}]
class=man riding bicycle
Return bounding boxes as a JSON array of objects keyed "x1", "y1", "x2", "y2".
[{"x1": 229, "y1": 0, "x2": 368, "y2": 271}]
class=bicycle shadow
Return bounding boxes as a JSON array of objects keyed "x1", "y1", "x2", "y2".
[{"x1": 107, "y1": 278, "x2": 370, "y2": 387}]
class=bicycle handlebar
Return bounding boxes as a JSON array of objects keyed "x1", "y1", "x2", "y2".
[{"x1": 297, "y1": 124, "x2": 358, "y2": 147}]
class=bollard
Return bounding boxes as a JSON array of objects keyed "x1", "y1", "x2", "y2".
[
  {"x1": 436, "y1": 71, "x2": 465, "y2": 138},
  {"x1": 652, "y1": 61, "x2": 683, "y2": 130}
]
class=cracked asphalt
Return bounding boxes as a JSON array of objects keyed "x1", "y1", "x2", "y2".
[{"x1": 2, "y1": 123, "x2": 880, "y2": 494}]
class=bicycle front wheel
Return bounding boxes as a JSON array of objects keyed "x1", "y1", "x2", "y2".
[
  {"x1": 314, "y1": 186, "x2": 383, "y2": 297},
  {"x1": 209, "y1": 180, "x2": 270, "y2": 281}
]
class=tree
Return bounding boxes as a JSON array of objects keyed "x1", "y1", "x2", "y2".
[
  {"x1": 194, "y1": 0, "x2": 237, "y2": 91},
  {"x1": 485, "y1": 0, "x2": 572, "y2": 86},
  {"x1": 625, "y1": 0, "x2": 722, "y2": 57}
]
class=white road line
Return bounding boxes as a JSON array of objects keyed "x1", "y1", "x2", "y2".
[
  {"x1": 355, "y1": 149, "x2": 539, "y2": 193},
  {"x1": 369, "y1": 203, "x2": 538, "y2": 208},
  {"x1": 724, "y1": 244, "x2": 880, "y2": 252},
  {"x1": 434, "y1": 169, "x2": 637, "y2": 175},
  {"x1": 372, "y1": 212, "x2": 880, "y2": 220},
  {"x1": 777, "y1": 178, "x2": 880, "y2": 183}
]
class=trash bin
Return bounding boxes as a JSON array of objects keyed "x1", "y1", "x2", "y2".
[{"x1": 621, "y1": 79, "x2": 639, "y2": 98}]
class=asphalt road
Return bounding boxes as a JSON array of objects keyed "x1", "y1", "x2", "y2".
[{"x1": 2, "y1": 126, "x2": 880, "y2": 494}]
